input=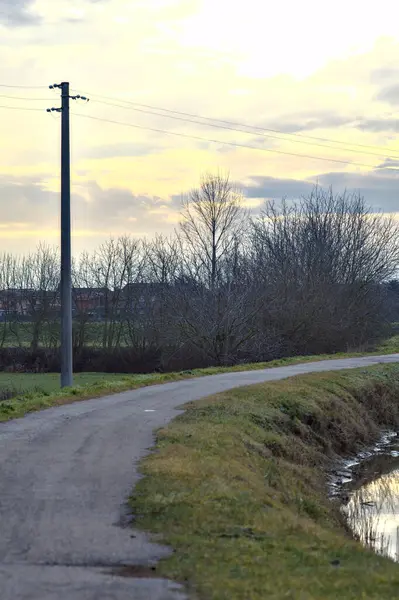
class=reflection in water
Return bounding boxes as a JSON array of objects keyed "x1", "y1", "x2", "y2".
[{"x1": 342, "y1": 469, "x2": 399, "y2": 560}]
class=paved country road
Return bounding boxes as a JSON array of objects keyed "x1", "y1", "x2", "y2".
[{"x1": 1, "y1": 354, "x2": 399, "y2": 600}]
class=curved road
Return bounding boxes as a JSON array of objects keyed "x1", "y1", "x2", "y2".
[{"x1": 1, "y1": 354, "x2": 398, "y2": 600}]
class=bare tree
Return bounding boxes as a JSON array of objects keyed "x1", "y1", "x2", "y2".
[
  {"x1": 250, "y1": 186, "x2": 399, "y2": 354},
  {"x1": 18, "y1": 245, "x2": 59, "y2": 353},
  {"x1": 143, "y1": 234, "x2": 180, "y2": 285},
  {"x1": 0, "y1": 181, "x2": 396, "y2": 372},
  {"x1": 87, "y1": 236, "x2": 146, "y2": 350},
  {"x1": 168, "y1": 173, "x2": 259, "y2": 365},
  {"x1": 0, "y1": 253, "x2": 20, "y2": 348},
  {"x1": 140, "y1": 235, "x2": 180, "y2": 358},
  {"x1": 179, "y1": 172, "x2": 247, "y2": 288}
]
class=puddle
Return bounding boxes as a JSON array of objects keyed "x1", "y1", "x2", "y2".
[{"x1": 331, "y1": 432, "x2": 399, "y2": 561}]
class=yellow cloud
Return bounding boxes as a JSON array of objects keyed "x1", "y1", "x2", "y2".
[{"x1": 0, "y1": 0, "x2": 399, "y2": 254}]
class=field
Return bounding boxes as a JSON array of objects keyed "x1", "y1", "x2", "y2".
[
  {"x1": 0, "y1": 372, "x2": 126, "y2": 397},
  {"x1": 0, "y1": 321, "x2": 135, "y2": 348}
]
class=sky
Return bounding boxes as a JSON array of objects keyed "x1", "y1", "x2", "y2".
[{"x1": 1, "y1": 0, "x2": 399, "y2": 255}]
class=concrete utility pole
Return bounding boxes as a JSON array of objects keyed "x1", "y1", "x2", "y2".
[
  {"x1": 59, "y1": 82, "x2": 73, "y2": 388},
  {"x1": 47, "y1": 83, "x2": 89, "y2": 388}
]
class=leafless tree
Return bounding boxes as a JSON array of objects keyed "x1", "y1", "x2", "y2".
[
  {"x1": 143, "y1": 234, "x2": 180, "y2": 284},
  {"x1": 169, "y1": 172, "x2": 260, "y2": 364},
  {"x1": 17, "y1": 245, "x2": 59, "y2": 352},
  {"x1": 179, "y1": 171, "x2": 247, "y2": 288},
  {"x1": 250, "y1": 186, "x2": 399, "y2": 353},
  {"x1": 0, "y1": 253, "x2": 20, "y2": 348},
  {"x1": 85, "y1": 236, "x2": 146, "y2": 350},
  {"x1": 0, "y1": 182, "x2": 397, "y2": 372}
]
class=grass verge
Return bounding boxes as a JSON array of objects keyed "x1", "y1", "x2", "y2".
[
  {"x1": 129, "y1": 364, "x2": 399, "y2": 600},
  {"x1": 0, "y1": 371, "x2": 191, "y2": 422},
  {"x1": 1, "y1": 334, "x2": 398, "y2": 423}
]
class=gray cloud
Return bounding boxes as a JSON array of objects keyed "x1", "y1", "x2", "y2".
[
  {"x1": 244, "y1": 176, "x2": 314, "y2": 199},
  {"x1": 0, "y1": 176, "x2": 176, "y2": 235},
  {"x1": 374, "y1": 158, "x2": 399, "y2": 174},
  {"x1": 243, "y1": 168, "x2": 399, "y2": 214},
  {"x1": 370, "y1": 68, "x2": 399, "y2": 84},
  {"x1": 0, "y1": 0, "x2": 41, "y2": 27},
  {"x1": 316, "y1": 171, "x2": 399, "y2": 212},
  {"x1": 0, "y1": 175, "x2": 56, "y2": 221},
  {"x1": 262, "y1": 112, "x2": 399, "y2": 135},
  {"x1": 0, "y1": 0, "x2": 109, "y2": 27},
  {"x1": 378, "y1": 158, "x2": 399, "y2": 167},
  {"x1": 375, "y1": 84, "x2": 399, "y2": 106},
  {"x1": 261, "y1": 112, "x2": 355, "y2": 134},
  {"x1": 258, "y1": 111, "x2": 399, "y2": 137},
  {"x1": 74, "y1": 181, "x2": 172, "y2": 230},
  {"x1": 1, "y1": 170, "x2": 397, "y2": 256},
  {"x1": 353, "y1": 118, "x2": 399, "y2": 133}
]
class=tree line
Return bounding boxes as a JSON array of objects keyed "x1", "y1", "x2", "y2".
[{"x1": 0, "y1": 173, "x2": 398, "y2": 373}]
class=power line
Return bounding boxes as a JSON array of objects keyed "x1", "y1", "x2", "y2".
[
  {"x1": 90, "y1": 97, "x2": 397, "y2": 160},
  {"x1": 72, "y1": 112, "x2": 379, "y2": 169},
  {"x1": 80, "y1": 89, "x2": 399, "y2": 156},
  {"x1": 2, "y1": 84, "x2": 397, "y2": 158},
  {"x1": 0, "y1": 104, "x2": 46, "y2": 112},
  {"x1": 0, "y1": 84, "x2": 394, "y2": 168},
  {"x1": 0, "y1": 83, "x2": 47, "y2": 89},
  {"x1": 3, "y1": 83, "x2": 398, "y2": 156},
  {"x1": 0, "y1": 93, "x2": 54, "y2": 101}
]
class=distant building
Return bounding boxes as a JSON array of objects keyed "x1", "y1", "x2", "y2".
[
  {"x1": 120, "y1": 282, "x2": 167, "y2": 316},
  {"x1": 0, "y1": 288, "x2": 35, "y2": 316},
  {"x1": 72, "y1": 287, "x2": 110, "y2": 315},
  {"x1": 0, "y1": 288, "x2": 60, "y2": 317}
]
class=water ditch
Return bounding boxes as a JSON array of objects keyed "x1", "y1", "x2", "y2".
[{"x1": 330, "y1": 431, "x2": 399, "y2": 561}]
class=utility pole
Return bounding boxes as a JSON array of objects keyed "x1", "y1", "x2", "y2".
[
  {"x1": 47, "y1": 83, "x2": 89, "y2": 388},
  {"x1": 59, "y1": 82, "x2": 72, "y2": 388}
]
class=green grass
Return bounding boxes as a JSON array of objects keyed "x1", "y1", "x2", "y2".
[
  {"x1": 0, "y1": 321, "x2": 130, "y2": 348},
  {"x1": 0, "y1": 371, "x2": 187, "y2": 421},
  {"x1": 129, "y1": 364, "x2": 399, "y2": 600},
  {"x1": 1, "y1": 332, "x2": 398, "y2": 423},
  {"x1": 0, "y1": 372, "x2": 124, "y2": 395},
  {"x1": 0, "y1": 321, "x2": 162, "y2": 348},
  {"x1": 374, "y1": 333, "x2": 399, "y2": 354}
]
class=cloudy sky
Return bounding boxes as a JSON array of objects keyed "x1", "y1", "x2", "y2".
[{"x1": 1, "y1": 0, "x2": 399, "y2": 254}]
